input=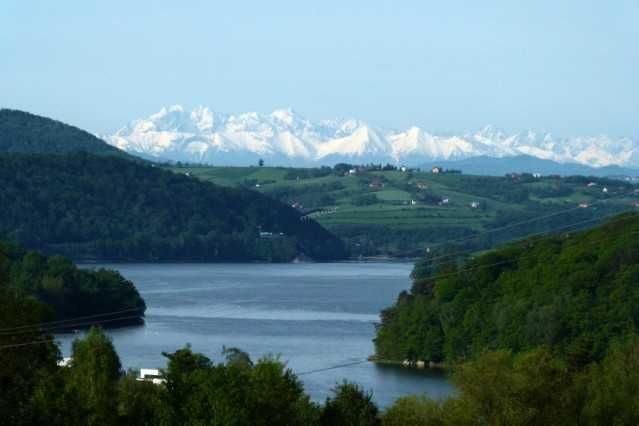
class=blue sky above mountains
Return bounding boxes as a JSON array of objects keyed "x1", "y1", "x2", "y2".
[{"x1": 1, "y1": 0, "x2": 638, "y2": 138}]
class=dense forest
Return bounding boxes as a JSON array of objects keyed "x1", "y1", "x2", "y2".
[
  {"x1": 0, "y1": 240, "x2": 145, "y2": 326},
  {"x1": 0, "y1": 153, "x2": 346, "y2": 261},
  {"x1": 0, "y1": 109, "x2": 128, "y2": 157},
  {"x1": 374, "y1": 212, "x2": 639, "y2": 365}
]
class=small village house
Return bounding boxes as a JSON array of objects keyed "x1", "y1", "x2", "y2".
[{"x1": 138, "y1": 368, "x2": 166, "y2": 385}]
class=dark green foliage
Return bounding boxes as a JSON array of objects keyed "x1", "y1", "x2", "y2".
[
  {"x1": 375, "y1": 213, "x2": 639, "y2": 364},
  {"x1": 29, "y1": 328, "x2": 170, "y2": 426},
  {"x1": 0, "y1": 109, "x2": 127, "y2": 157},
  {"x1": 352, "y1": 194, "x2": 378, "y2": 206},
  {"x1": 334, "y1": 224, "x2": 476, "y2": 257},
  {"x1": 284, "y1": 166, "x2": 333, "y2": 180},
  {"x1": 0, "y1": 153, "x2": 346, "y2": 261},
  {"x1": 163, "y1": 346, "x2": 319, "y2": 426},
  {"x1": 382, "y1": 396, "x2": 446, "y2": 426},
  {"x1": 381, "y1": 341, "x2": 639, "y2": 426},
  {"x1": 66, "y1": 327, "x2": 122, "y2": 426},
  {"x1": 0, "y1": 241, "x2": 145, "y2": 325},
  {"x1": 320, "y1": 382, "x2": 380, "y2": 426},
  {"x1": 266, "y1": 181, "x2": 344, "y2": 209},
  {"x1": 0, "y1": 287, "x2": 59, "y2": 426},
  {"x1": 117, "y1": 374, "x2": 172, "y2": 426}
]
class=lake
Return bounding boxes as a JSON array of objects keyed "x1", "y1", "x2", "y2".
[{"x1": 55, "y1": 262, "x2": 453, "y2": 407}]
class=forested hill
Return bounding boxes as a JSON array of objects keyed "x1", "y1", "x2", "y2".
[
  {"x1": 0, "y1": 109, "x2": 128, "y2": 157},
  {"x1": 0, "y1": 240, "x2": 145, "y2": 326},
  {"x1": 374, "y1": 212, "x2": 639, "y2": 365},
  {"x1": 0, "y1": 153, "x2": 346, "y2": 261}
]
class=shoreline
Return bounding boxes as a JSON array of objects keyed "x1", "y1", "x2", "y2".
[{"x1": 369, "y1": 355, "x2": 447, "y2": 371}]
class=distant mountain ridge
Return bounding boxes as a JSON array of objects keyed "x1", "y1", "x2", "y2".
[
  {"x1": 0, "y1": 109, "x2": 128, "y2": 157},
  {"x1": 106, "y1": 105, "x2": 639, "y2": 169},
  {"x1": 420, "y1": 155, "x2": 639, "y2": 177}
]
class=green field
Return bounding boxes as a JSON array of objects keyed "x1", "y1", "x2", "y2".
[{"x1": 170, "y1": 164, "x2": 639, "y2": 257}]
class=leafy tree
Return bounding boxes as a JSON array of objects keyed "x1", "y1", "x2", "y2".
[
  {"x1": 222, "y1": 346, "x2": 253, "y2": 368},
  {"x1": 67, "y1": 327, "x2": 122, "y2": 426},
  {"x1": 117, "y1": 372, "x2": 172, "y2": 426},
  {"x1": 320, "y1": 382, "x2": 380, "y2": 426},
  {"x1": 163, "y1": 346, "x2": 319, "y2": 426},
  {"x1": 0, "y1": 287, "x2": 59, "y2": 426},
  {"x1": 381, "y1": 396, "x2": 446, "y2": 426},
  {"x1": 581, "y1": 337, "x2": 639, "y2": 425}
]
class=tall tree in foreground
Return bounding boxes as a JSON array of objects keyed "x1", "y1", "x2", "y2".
[
  {"x1": 67, "y1": 327, "x2": 122, "y2": 426},
  {"x1": 0, "y1": 287, "x2": 59, "y2": 426}
]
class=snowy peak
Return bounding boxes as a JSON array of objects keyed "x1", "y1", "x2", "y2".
[{"x1": 105, "y1": 105, "x2": 639, "y2": 168}]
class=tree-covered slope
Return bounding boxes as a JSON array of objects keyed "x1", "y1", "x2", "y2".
[
  {"x1": 374, "y1": 213, "x2": 639, "y2": 364},
  {"x1": 0, "y1": 241, "x2": 145, "y2": 326},
  {"x1": 0, "y1": 153, "x2": 346, "y2": 261},
  {"x1": 0, "y1": 109, "x2": 128, "y2": 157}
]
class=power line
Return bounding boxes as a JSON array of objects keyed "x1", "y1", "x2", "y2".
[
  {"x1": 0, "y1": 314, "x2": 144, "y2": 338},
  {"x1": 297, "y1": 359, "x2": 369, "y2": 376},
  {"x1": 0, "y1": 338, "x2": 54, "y2": 350},
  {"x1": 0, "y1": 302, "x2": 254, "y2": 338},
  {"x1": 389, "y1": 187, "x2": 638, "y2": 259},
  {"x1": 0, "y1": 306, "x2": 144, "y2": 333},
  {"x1": 412, "y1": 226, "x2": 639, "y2": 285},
  {"x1": 416, "y1": 209, "x2": 633, "y2": 271}
]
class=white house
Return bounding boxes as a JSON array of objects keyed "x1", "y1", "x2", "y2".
[
  {"x1": 138, "y1": 368, "x2": 166, "y2": 385},
  {"x1": 57, "y1": 357, "x2": 72, "y2": 367}
]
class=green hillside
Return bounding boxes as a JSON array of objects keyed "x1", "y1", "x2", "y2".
[
  {"x1": 0, "y1": 109, "x2": 128, "y2": 157},
  {"x1": 374, "y1": 212, "x2": 639, "y2": 365},
  {"x1": 0, "y1": 153, "x2": 345, "y2": 262},
  {"x1": 169, "y1": 164, "x2": 639, "y2": 257}
]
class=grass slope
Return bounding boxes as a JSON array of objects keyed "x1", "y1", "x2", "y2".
[{"x1": 169, "y1": 164, "x2": 639, "y2": 257}]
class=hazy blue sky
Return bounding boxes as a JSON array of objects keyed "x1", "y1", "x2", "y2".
[{"x1": 2, "y1": 1, "x2": 638, "y2": 136}]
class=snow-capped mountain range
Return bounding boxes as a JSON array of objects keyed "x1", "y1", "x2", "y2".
[{"x1": 105, "y1": 105, "x2": 639, "y2": 168}]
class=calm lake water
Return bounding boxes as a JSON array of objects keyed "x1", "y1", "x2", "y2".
[{"x1": 56, "y1": 262, "x2": 453, "y2": 407}]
